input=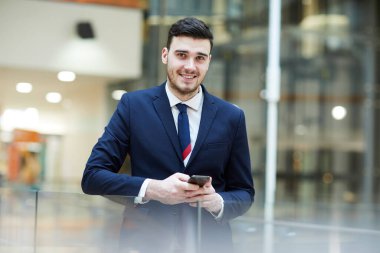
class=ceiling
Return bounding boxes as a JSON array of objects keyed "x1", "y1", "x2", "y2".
[
  {"x1": 0, "y1": 0, "x2": 143, "y2": 120},
  {"x1": 0, "y1": 66, "x2": 116, "y2": 112},
  {"x1": 58, "y1": 0, "x2": 147, "y2": 9}
]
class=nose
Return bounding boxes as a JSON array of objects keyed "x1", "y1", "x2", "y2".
[{"x1": 184, "y1": 58, "x2": 196, "y2": 70}]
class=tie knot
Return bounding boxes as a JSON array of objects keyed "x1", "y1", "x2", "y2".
[{"x1": 176, "y1": 103, "x2": 187, "y2": 113}]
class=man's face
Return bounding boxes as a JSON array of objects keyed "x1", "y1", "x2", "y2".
[{"x1": 162, "y1": 36, "x2": 212, "y2": 100}]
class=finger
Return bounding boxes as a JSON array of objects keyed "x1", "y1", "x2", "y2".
[
  {"x1": 183, "y1": 182, "x2": 200, "y2": 191},
  {"x1": 192, "y1": 185, "x2": 214, "y2": 195},
  {"x1": 174, "y1": 172, "x2": 191, "y2": 182},
  {"x1": 185, "y1": 187, "x2": 211, "y2": 198},
  {"x1": 188, "y1": 199, "x2": 213, "y2": 209},
  {"x1": 203, "y1": 177, "x2": 212, "y2": 187},
  {"x1": 185, "y1": 193, "x2": 211, "y2": 203},
  {"x1": 203, "y1": 186, "x2": 215, "y2": 194}
]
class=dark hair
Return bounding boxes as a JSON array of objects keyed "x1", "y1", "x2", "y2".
[{"x1": 166, "y1": 17, "x2": 213, "y2": 51}]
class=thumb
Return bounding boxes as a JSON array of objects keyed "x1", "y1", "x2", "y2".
[
  {"x1": 173, "y1": 172, "x2": 191, "y2": 182},
  {"x1": 204, "y1": 177, "x2": 212, "y2": 187}
]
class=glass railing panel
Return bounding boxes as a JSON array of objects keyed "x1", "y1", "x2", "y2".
[
  {"x1": 231, "y1": 216, "x2": 380, "y2": 253},
  {"x1": 270, "y1": 201, "x2": 380, "y2": 231},
  {"x1": 2, "y1": 188, "x2": 380, "y2": 253},
  {"x1": 117, "y1": 199, "x2": 201, "y2": 253},
  {"x1": 230, "y1": 201, "x2": 380, "y2": 253},
  {"x1": 35, "y1": 193, "x2": 203, "y2": 253},
  {"x1": 0, "y1": 188, "x2": 37, "y2": 253},
  {"x1": 34, "y1": 191, "x2": 130, "y2": 253}
]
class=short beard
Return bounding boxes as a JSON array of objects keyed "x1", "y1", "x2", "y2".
[{"x1": 167, "y1": 73, "x2": 201, "y2": 100}]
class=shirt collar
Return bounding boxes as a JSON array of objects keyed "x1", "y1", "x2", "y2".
[{"x1": 165, "y1": 82, "x2": 203, "y2": 111}]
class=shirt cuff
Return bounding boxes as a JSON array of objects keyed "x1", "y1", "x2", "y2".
[
  {"x1": 134, "y1": 179, "x2": 151, "y2": 204},
  {"x1": 210, "y1": 193, "x2": 224, "y2": 220}
]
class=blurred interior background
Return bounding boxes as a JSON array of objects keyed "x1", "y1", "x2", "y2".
[
  {"x1": 1, "y1": 1, "x2": 380, "y2": 252},
  {"x1": 0, "y1": 0, "x2": 380, "y2": 209}
]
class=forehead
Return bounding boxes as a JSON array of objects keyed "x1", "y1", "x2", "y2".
[{"x1": 169, "y1": 36, "x2": 211, "y2": 55}]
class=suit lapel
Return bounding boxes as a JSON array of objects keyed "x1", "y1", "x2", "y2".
[
  {"x1": 152, "y1": 84, "x2": 183, "y2": 162},
  {"x1": 187, "y1": 86, "x2": 217, "y2": 167}
]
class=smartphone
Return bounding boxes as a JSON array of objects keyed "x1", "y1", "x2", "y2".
[{"x1": 188, "y1": 175, "x2": 210, "y2": 187}]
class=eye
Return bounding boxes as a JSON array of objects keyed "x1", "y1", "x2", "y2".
[
  {"x1": 176, "y1": 52, "x2": 187, "y2": 59},
  {"x1": 196, "y1": 55, "x2": 206, "y2": 62}
]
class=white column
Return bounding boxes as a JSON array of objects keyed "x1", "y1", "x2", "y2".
[
  {"x1": 265, "y1": 0, "x2": 282, "y2": 215},
  {"x1": 264, "y1": 1, "x2": 282, "y2": 252}
]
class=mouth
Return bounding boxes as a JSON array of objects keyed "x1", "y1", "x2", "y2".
[{"x1": 180, "y1": 73, "x2": 197, "y2": 80}]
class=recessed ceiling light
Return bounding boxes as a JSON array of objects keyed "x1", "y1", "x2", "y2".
[
  {"x1": 57, "y1": 71, "x2": 76, "y2": 82},
  {"x1": 46, "y1": 92, "x2": 62, "y2": 103},
  {"x1": 16, "y1": 82, "x2": 33, "y2": 93},
  {"x1": 112, "y1": 90, "x2": 127, "y2": 100}
]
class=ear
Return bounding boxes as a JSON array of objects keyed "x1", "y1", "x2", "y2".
[{"x1": 161, "y1": 47, "x2": 168, "y2": 64}]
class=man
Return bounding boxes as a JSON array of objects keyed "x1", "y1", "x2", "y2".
[{"x1": 82, "y1": 17, "x2": 254, "y2": 253}]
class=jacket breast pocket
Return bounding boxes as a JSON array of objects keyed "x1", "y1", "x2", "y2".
[
  {"x1": 201, "y1": 142, "x2": 230, "y2": 162},
  {"x1": 194, "y1": 142, "x2": 231, "y2": 174}
]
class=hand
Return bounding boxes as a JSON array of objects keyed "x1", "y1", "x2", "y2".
[
  {"x1": 145, "y1": 173, "x2": 199, "y2": 205},
  {"x1": 186, "y1": 179, "x2": 223, "y2": 214}
]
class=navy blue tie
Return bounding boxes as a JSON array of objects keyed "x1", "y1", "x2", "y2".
[{"x1": 176, "y1": 103, "x2": 191, "y2": 160}]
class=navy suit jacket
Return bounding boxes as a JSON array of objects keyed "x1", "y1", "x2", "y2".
[{"x1": 82, "y1": 83, "x2": 254, "y2": 223}]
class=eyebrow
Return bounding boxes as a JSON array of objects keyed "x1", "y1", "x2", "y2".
[{"x1": 174, "y1": 50, "x2": 209, "y2": 57}]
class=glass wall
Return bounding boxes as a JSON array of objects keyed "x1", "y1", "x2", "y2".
[{"x1": 139, "y1": 0, "x2": 380, "y2": 205}]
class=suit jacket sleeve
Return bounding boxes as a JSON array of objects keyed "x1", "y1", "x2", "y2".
[
  {"x1": 81, "y1": 94, "x2": 145, "y2": 196},
  {"x1": 218, "y1": 110, "x2": 255, "y2": 223}
]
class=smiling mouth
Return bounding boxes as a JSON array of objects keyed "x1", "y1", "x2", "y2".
[{"x1": 180, "y1": 74, "x2": 197, "y2": 80}]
